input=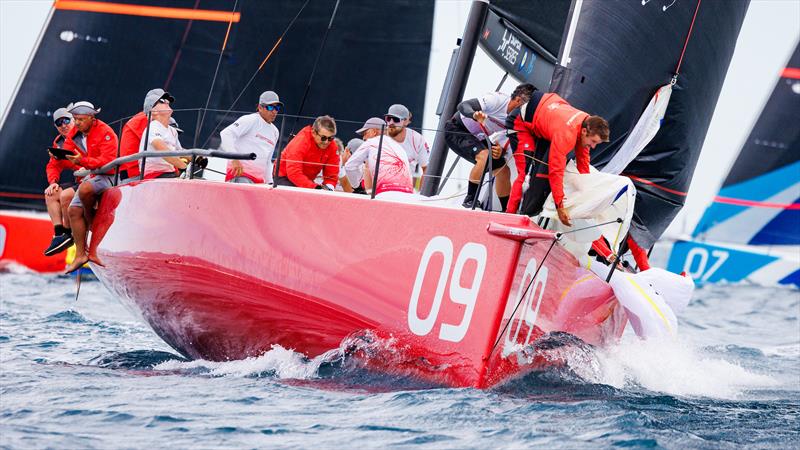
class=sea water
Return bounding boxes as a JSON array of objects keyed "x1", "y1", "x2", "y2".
[{"x1": 1, "y1": 270, "x2": 798, "y2": 449}]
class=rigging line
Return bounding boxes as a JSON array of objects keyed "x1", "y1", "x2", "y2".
[
  {"x1": 200, "y1": 0, "x2": 311, "y2": 149},
  {"x1": 488, "y1": 237, "x2": 560, "y2": 359},
  {"x1": 289, "y1": 0, "x2": 341, "y2": 137},
  {"x1": 195, "y1": 0, "x2": 240, "y2": 147},
  {"x1": 556, "y1": 218, "x2": 623, "y2": 236},
  {"x1": 164, "y1": 0, "x2": 201, "y2": 90},
  {"x1": 674, "y1": 0, "x2": 702, "y2": 76}
]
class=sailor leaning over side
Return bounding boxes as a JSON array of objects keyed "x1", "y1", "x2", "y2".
[
  {"x1": 444, "y1": 83, "x2": 535, "y2": 210},
  {"x1": 506, "y1": 92, "x2": 650, "y2": 270},
  {"x1": 43, "y1": 108, "x2": 80, "y2": 256},
  {"x1": 220, "y1": 91, "x2": 282, "y2": 184},
  {"x1": 63, "y1": 101, "x2": 118, "y2": 274}
]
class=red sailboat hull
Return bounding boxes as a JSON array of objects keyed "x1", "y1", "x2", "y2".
[
  {"x1": 0, "y1": 211, "x2": 67, "y2": 273},
  {"x1": 89, "y1": 180, "x2": 626, "y2": 388}
]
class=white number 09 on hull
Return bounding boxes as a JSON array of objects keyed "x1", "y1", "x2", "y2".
[
  {"x1": 407, "y1": 236, "x2": 487, "y2": 343},
  {"x1": 503, "y1": 256, "x2": 548, "y2": 356}
]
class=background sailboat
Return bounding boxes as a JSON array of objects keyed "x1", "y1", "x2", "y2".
[
  {"x1": 0, "y1": 0, "x2": 436, "y2": 211},
  {"x1": 667, "y1": 41, "x2": 800, "y2": 287}
]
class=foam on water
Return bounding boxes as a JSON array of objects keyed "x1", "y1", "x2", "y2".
[
  {"x1": 2, "y1": 272, "x2": 798, "y2": 448},
  {"x1": 153, "y1": 344, "x2": 335, "y2": 379},
  {"x1": 148, "y1": 329, "x2": 779, "y2": 401},
  {"x1": 563, "y1": 336, "x2": 779, "y2": 399}
]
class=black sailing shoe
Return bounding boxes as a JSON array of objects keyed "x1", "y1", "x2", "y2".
[
  {"x1": 44, "y1": 233, "x2": 74, "y2": 256},
  {"x1": 462, "y1": 195, "x2": 483, "y2": 210}
]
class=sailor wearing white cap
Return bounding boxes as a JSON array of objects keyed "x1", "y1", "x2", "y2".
[
  {"x1": 138, "y1": 95, "x2": 187, "y2": 179},
  {"x1": 63, "y1": 100, "x2": 119, "y2": 273},
  {"x1": 345, "y1": 117, "x2": 413, "y2": 196},
  {"x1": 383, "y1": 104, "x2": 429, "y2": 183},
  {"x1": 118, "y1": 88, "x2": 177, "y2": 180},
  {"x1": 219, "y1": 90, "x2": 282, "y2": 184},
  {"x1": 43, "y1": 107, "x2": 79, "y2": 256}
]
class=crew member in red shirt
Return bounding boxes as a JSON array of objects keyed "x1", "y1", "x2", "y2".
[
  {"x1": 63, "y1": 101, "x2": 119, "y2": 273},
  {"x1": 118, "y1": 88, "x2": 175, "y2": 180},
  {"x1": 508, "y1": 93, "x2": 650, "y2": 270},
  {"x1": 43, "y1": 108, "x2": 81, "y2": 256},
  {"x1": 507, "y1": 92, "x2": 609, "y2": 220},
  {"x1": 275, "y1": 115, "x2": 340, "y2": 190}
]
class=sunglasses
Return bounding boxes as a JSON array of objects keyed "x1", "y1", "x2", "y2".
[
  {"x1": 55, "y1": 118, "x2": 71, "y2": 127},
  {"x1": 314, "y1": 130, "x2": 336, "y2": 142},
  {"x1": 157, "y1": 98, "x2": 170, "y2": 105},
  {"x1": 384, "y1": 115, "x2": 403, "y2": 124},
  {"x1": 260, "y1": 103, "x2": 282, "y2": 112}
]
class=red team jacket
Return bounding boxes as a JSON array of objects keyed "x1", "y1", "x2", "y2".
[
  {"x1": 45, "y1": 134, "x2": 83, "y2": 185},
  {"x1": 509, "y1": 93, "x2": 650, "y2": 269},
  {"x1": 508, "y1": 93, "x2": 591, "y2": 214},
  {"x1": 64, "y1": 119, "x2": 119, "y2": 176},
  {"x1": 119, "y1": 112, "x2": 148, "y2": 178},
  {"x1": 277, "y1": 126, "x2": 339, "y2": 188}
]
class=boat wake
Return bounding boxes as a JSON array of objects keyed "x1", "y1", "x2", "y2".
[
  {"x1": 84, "y1": 330, "x2": 779, "y2": 398},
  {"x1": 511, "y1": 334, "x2": 781, "y2": 399},
  {"x1": 91, "y1": 331, "x2": 443, "y2": 390}
]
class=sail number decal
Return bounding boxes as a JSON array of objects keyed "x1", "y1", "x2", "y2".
[
  {"x1": 503, "y1": 256, "x2": 548, "y2": 355},
  {"x1": 683, "y1": 247, "x2": 729, "y2": 281},
  {"x1": 407, "y1": 236, "x2": 487, "y2": 343}
]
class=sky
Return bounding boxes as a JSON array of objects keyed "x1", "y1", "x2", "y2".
[{"x1": 1, "y1": 0, "x2": 799, "y2": 236}]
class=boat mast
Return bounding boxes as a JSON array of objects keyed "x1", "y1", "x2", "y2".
[{"x1": 421, "y1": 0, "x2": 489, "y2": 197}]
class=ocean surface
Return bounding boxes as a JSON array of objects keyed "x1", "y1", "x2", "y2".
[{"x1": 1, "y1": 269, "x2": 798, "y2": 449}]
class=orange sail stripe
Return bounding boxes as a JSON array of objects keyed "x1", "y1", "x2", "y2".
[
  {"x1": 781, "y1": 67, "x2": 800, "y2": 80},
  {"x1": 53, "y1": 0, "x2": 241, "y2": 23}
]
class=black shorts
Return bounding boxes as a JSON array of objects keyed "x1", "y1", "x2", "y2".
[
  {"x1": 443, "y1": 116, "x2": 506, "y2": 169},
  {"x1": 58, "y1": 181, "x2": 79, "y2": 191}
]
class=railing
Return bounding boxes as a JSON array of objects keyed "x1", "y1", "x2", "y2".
[
  {"x1": 72, "y1": 107, "x2": 535, "y2": 207},
  {"x1": 74, "y1": 148, "x2": 255, "y2": 180}
]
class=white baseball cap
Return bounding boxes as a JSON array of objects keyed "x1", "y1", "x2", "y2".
[
  {"x1": 67, "y1": 101, "x2": 101, "y2": 115},
  {"x1": 259, "y1": 91, "x2": 283, "y2": 106},
  {"x1": 53, "y1": 108, "x2": 72, "y2": 122}
]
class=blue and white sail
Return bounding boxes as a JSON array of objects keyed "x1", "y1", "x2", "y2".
[{"x1": 668, "y1": 41, "x2": 800, "y2": 287}]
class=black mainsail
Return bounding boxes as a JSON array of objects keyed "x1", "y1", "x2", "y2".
[
  {"x1": 0, "y1": 0, "x2": 435, "y2": 210},
  {"x1": 549, "y1": 0, "x2": 750, "y2": 248}
]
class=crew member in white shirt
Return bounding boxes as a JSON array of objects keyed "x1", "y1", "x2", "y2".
[
  {"x1": 345, "y1": 117, "x2": 413, "y2": 196},
  {"x1": 220, "y1": 91, "x2": 282, "y2": 184},
  {"x1": 383, "y1": 104, "x2": 429, "y2": 183},
  {"x1": 139, "y1": 96, "x2": 186, "y2": 179},
  {"x1": 443, "y1": 83, "x2": 535, "y2": 210}
]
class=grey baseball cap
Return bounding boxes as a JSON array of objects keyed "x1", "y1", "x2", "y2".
[
  {"x1": 53, "y1": 108, "x2": 72, "y2": 122},
  {"x1": 143, "y1": 88, "x2": 175, "y2": 115},
  {"x1": 386, "y1": 104, "x2": 410, "y2": 120},
  {"x1": 355, "y1": 117, "x2": 386, "y2": 134},
  {"x1": 67, "y1": 101, "x2": 101, "y2": 115},
  {"x1": 259, "y1": 91, "x2": 283, "y2": 106},
  {"x1": 346, "y1": 138, "x2": 364, "y2": 151}
]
